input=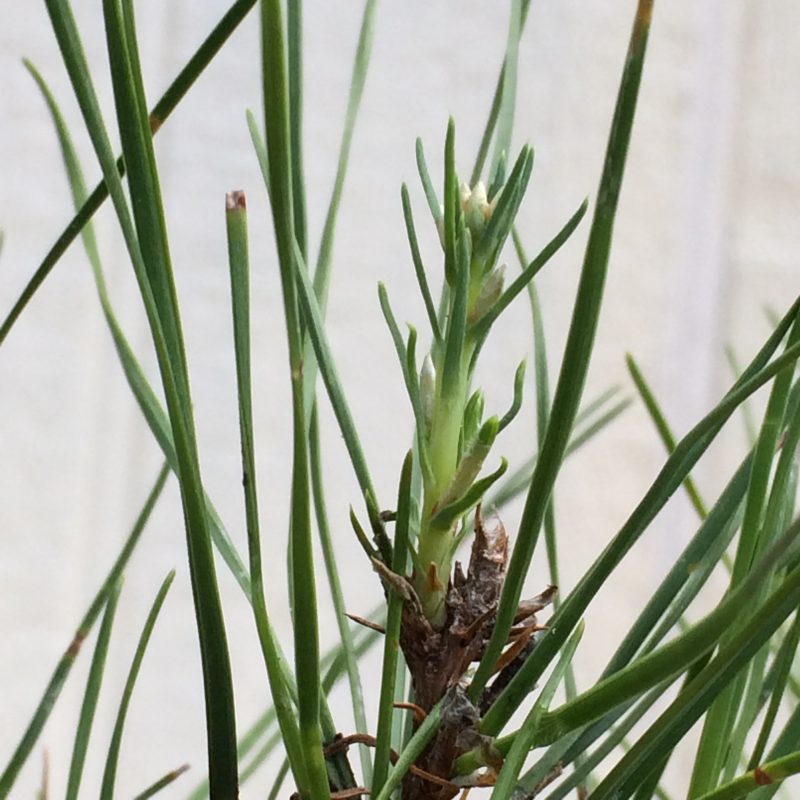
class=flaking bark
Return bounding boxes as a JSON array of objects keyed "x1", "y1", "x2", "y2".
[{"x1": 397, "y1": 507, "x2": 555, "y2": 800}]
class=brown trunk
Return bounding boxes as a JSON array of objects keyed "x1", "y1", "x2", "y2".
[
  {"x1": 317, "y1": 510, "x2": 554, "y2": 800},
  {"x1": 395, "y1": 509, "x2": 555, "y2": 800}
]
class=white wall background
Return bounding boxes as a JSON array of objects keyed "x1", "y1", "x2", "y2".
[{"x1": 1, "y1": 1, "x2": 799, "y2": 797}]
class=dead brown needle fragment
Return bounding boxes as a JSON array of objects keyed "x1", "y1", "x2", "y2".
[
  {"x1": 323, "y1": 733, "x2": 379, "y2": 759},
  {"x1": 393, "y1": 700, "x2": 428, "y2": 725},
  {"x1": 345, "y1": 613, "x2": 386, "y2": 634},
  {"x1": 492, "y1": 626, "x2": 541, "y2": 675},
  {"x1": 408, "y1": 766, "x2": 460, "y2": 791},
  {"x1": 323, "y1": 732, "x2": 460, "y2": 792},
  {"x1": 331, "y1": 788, "x2": 370, "y2": 799}
]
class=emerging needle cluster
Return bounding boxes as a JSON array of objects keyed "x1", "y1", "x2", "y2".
[{"x1": 6, "y1": 2, "x2": 800, "y2": 800}]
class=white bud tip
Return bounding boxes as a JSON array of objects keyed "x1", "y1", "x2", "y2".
[{"x1": 421, "y1": 354, "x2": 435, "y2": 381}]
